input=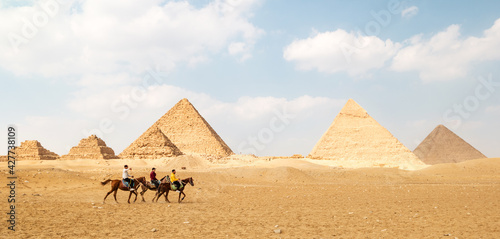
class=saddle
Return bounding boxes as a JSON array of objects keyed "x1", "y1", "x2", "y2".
[
  {"x1": 159, "y1": 176, "x2": 182, "y2": 190},
  {"x1": 150, "y1": 180, "x2": 160, "y2": 189},
  {"x1": 171, "y1": 181, "x2": 184, "y2": 191},
  {"x1": 122, "y1": 179, "x2": 134, "y2": 188}
]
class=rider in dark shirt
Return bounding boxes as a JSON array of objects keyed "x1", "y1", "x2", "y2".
[{"x1": 150, "y1": 168, "x2": 160, "y2": 189}]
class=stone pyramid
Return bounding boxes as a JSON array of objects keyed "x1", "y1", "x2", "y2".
[
  {"x1": 62, "y1": 135, "x2": 118, "y2": 160},
  {"x1": 147, "y1": 98, "x2": 233, "y2": 156},
  {"x1": 11, "y1": 140, "x2": 59, "y2": 160},
  {"x1": 309, "y1": 99, "x2": 424, "y2": 166},
  {"x1": 413, "y1": 125, "x2": 486, "y2": 164},
  {"x1": 119, "y1": 126, "x2": 182, "y2": 159}
]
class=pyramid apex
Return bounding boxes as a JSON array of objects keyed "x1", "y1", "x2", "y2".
[
  {"x1": 339, "y1": 98, "x2": 368, "y2": 118},
  {"x1": 434, "y1": 124, "x2": 453, "y2": 133}
]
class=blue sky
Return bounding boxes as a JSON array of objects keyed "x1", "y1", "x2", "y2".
[{"x1": 1, "y1": 0, "x2": 499, "y2": 157}]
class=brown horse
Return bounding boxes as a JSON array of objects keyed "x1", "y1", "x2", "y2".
[
  {"x1": 136, "y1": 176, "x2": 161, "y2": 202},
  {"x1": 152, "y1": 177, "x2": 194, "y2": 203},
  {"x1": 101, "y1": 177, "x2": 144, "y2": 204}
]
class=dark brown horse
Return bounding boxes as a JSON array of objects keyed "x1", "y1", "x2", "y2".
[
  {"x1": 152, "y1": 177, "x2": 194, "y2": 203},
  {"x1": 101, "y1": 177, "x2": 144, "y2": 204},
  {"x1": 136, "y1": 176, "x2": 161, "y2": 202}
]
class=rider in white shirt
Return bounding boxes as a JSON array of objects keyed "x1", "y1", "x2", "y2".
[{"x1": 122, "y1": 165, "x2": 134, "y2": 191}]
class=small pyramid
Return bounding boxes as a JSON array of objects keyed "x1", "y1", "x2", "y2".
[
  {"x1": 119, "y1": 126, "x2": 182, "y2": 159},
  {"x1": 62, "y1": 135, "x2": 118, "y2": 160},
  {"x1": 413, "y1": 125, "x2": 486, "y2": 164},
  {"x1": 309, "y1": 99, "x2": 424, "y2": 167},
  {"x1": 11, "y1": 140, "x2": 59, "y2": 160},
  {"x1": 146, "y1": 98, "x2": 233, "y2": 156}
]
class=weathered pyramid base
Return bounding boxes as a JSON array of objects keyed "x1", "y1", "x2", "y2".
[
  {"x1": 62, "y1": 135, "x2": 118, "y2": 160},
  {"x1": 307, "y1": 155, "x2": 427, "y2": 170},
  {"x1": 119, "y1": 148, "x2": 182, "y2": 160},
  {"x1": 119, "y1": 127, "x2": 182, "y2": 159},
  {"x1": 61, "y1": 149, "x2": 118, "y2": 160},
  {"x1": 12, "y1": 140, "x2": 59, "y2": 160}
]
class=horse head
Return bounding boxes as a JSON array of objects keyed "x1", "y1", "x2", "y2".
[
  {"x1": 135, "y1": 177, "x2": 147, "y2": 186},
  {"x1": 188, "y1": 177, "x2": 194, "y2": 186}
]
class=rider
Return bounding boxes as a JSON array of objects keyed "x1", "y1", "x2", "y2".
[
  {"x1": 170, "y1": 169, "x2": 181, "y2": 192},
  {"x1": 150, "y1": 167, "x2": 160, "y2": 189},
  {"x1": 123, "y1": 165, "x2": 134, "y2": 191}
]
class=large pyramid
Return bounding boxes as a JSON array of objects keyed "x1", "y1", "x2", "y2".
[
  {"x1": 309, "y1": 99, "x2": 424, "y2": 167},
  {"x1": 11, "y1": 140, "x2": 59, "y2": 160},
  {"x1": 413, "y1": 125, "x2": 486, "y2": 164},
  {"x1": 119, "y1": 126, "x2": 182, "y2": 159},
  {"x1": 62, "y1": 135, "x2": 118, "y2": 160},
  {"x1": 146, "y1": 98, "x2": 233, "y2": 156}
]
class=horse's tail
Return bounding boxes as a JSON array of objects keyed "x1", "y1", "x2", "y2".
[{"x1": 101, "y1": 179, "x2": 112, "y2": 186}]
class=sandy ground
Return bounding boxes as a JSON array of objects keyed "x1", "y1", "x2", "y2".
[{"x1": 1, "y1": 156, "x2": 500, "y2": 238}]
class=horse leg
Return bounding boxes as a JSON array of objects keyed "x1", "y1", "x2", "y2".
[
  {"x1": 153, "y1": 187, "x2": 163, "y2": 202},
  {"x1": 140, "y1": 190, "x2": 145, "y2": 202},
  {"x1": 178, "y1": 191, "x2": 182, "y2": 203},
  {"x1": 103, "y1": 183, "x2": 116, "y2": 203},
  {"x1": 181, "y1": 191, "x2": 186, "y2": 202},
  {"x1": 128, "y1": 191, "x2": 133, "y2": 204},
  {"x1": 133, "y1": 190, "x2": 138, "y2": 203},
  {"x1": 155, "y1": 192, "x2": 162, "y2": 202},
  {"x1": 103, "y1": 190, "x2": 113, "y2": 203},
  {"x1": 113, "y1": 189, "x2": 118, "y2": 203},
  {"x1": 165, "y1": 190, "x2": 170, "y2": 203},
  {"x1": 140, "y1": 187, "x2": 147, "y2": 202},
  {"x1": 152, "y1": 191, "x2": 157, "y2": 202}
]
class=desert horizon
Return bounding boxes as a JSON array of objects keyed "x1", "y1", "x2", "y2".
[
  {"x1": 2, "y1": 0, "x2": 500, "y2": 238},
  {"x1": 2, "y1": 155, "x2": 500, "y2": 238}
]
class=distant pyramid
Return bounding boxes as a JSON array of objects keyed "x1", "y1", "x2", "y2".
[
  {"x1": 146, "y1": 98, "x2": 233, "y2": 156},
  {"x1": 413, "y1": 125, "x2": 486, "y2": 164},
  {"x1": 309, "y1": 99, "x2": 424, "y2": 167},
  {"x1": 12, "y1": 140, "x2": 59, "y2": 160},
  {"x1": 119, "y1": 126, "x2": 182, "y2": 159},
  {"x1": 62, "y1": 135, "x2": 118, "y2": 160}
]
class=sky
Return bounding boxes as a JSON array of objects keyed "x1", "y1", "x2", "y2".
[{"x1": 1, "y1": 0, "x2": 499, "y2": 157}]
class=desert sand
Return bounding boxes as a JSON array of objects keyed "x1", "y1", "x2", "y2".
[{"x1": 1, "y1": 156, "x2": 499, "y2": 238}]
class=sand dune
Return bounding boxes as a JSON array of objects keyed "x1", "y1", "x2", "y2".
[
  {"x1": 417, "y1": 157, "x2": 500, "y2": 176},
  {"x1": 1, "y1": 156, "x2": 499, "y2": 238}
]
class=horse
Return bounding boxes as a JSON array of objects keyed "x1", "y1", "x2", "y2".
[
  {"x1": 136, "y1": 176, "x2": 161, "y2": 202},
  {"x1": 152, "y1": 177, "x2": 194, "y2": 203},
  {"x1": 100, "y1": 177, "x2": 144, "y2": 204}
]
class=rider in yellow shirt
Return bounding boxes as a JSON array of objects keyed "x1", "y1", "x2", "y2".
[{"x1": 170, "y1": 169, "x2": 181, "y2": 192}]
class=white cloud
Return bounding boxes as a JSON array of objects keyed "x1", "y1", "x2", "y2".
[
  {"x1": 283, "y1": 29, "x2": 400, "y2": 78},
  {"x1": 228, "y1": 41, "x2": 252, "y2": 61},
  {"x1": 61, "y1": 80, "x2": 346, "y2": 156},
  {"x1": 401, "y1": 6, "x2": 418, "y2": 19},
  {"x1": 0, "y1": 0, "x2": 263, "y2": 78},
  {"x1": 285, "y1": 18, "x2": 500, "y2": 82},
  {"x1": 391, "y1": 19, "x2": 500, "y2": 82}
]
